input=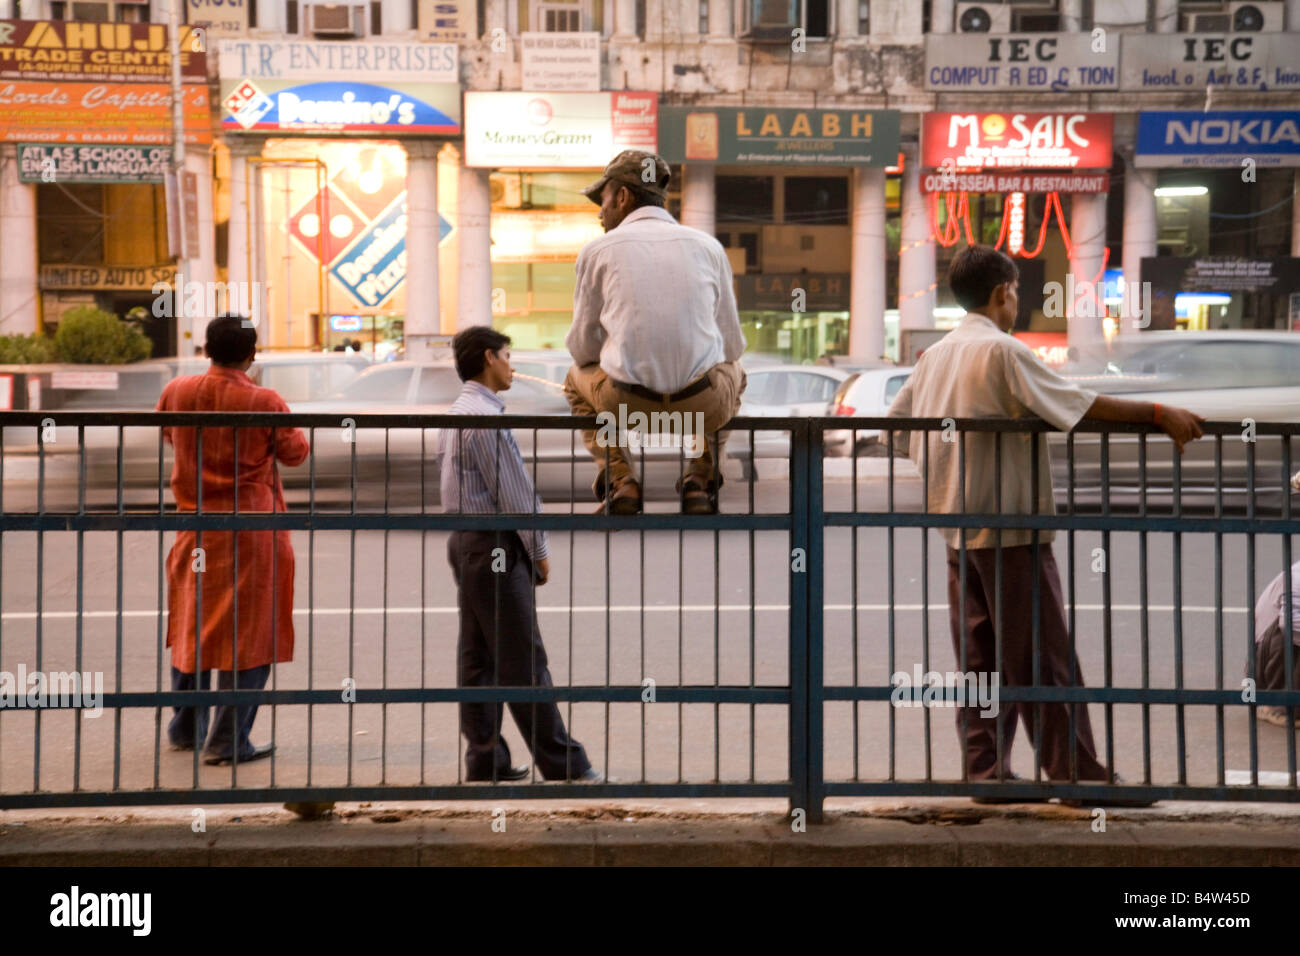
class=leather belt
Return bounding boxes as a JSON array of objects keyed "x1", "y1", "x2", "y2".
[{"x1": 609, "y1": 375, "x2": 710, "y2": 404}]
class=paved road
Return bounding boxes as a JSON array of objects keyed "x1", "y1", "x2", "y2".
[{"x1": 1, "y1": 467, "x2": 1298, "y2": 800}]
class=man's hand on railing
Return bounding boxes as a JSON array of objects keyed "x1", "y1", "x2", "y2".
[
  {"x1": 534, "y1": 557, "x2": 550, "y2": 586},
  {"x1": 1084, "y1": 395, "x2": 1205, "y2": 455}
]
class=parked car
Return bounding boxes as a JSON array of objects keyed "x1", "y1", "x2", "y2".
[
  {"x1": 727, "y1": 364, "x2": 851, "y2": 473},
  {"x1": 825, "y1": 367, "x2": 915, "y2": 456}
]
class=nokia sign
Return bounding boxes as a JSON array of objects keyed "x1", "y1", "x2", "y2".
[{"x1": 1136, "y1": 110, "x2": 1300, "y2": 167}]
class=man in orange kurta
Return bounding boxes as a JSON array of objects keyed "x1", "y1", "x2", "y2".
[{"x1": 157, "y1": 316, "x2": 309, "y2": 765}]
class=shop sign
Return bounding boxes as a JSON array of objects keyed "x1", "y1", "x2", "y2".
[
  {"x1": 521, "y1": 32, "x2": 601, "y2": 91},
  {"x1": 327, "y1": 198, "x2": 454, "y2": 308},
  {"x1": 39, "y1": 264, "x2": 176, "y2": 291},
  {"x1": 924, "y1": 34, "x2": 1118, "y2": 92},
  {"x1": 218, "y1": 39, "x2": 460, "y2": 134},
  {"x1": 464, "y1": 91, "x2": 656, "y2": 168},
  {"x1": 1135, "y1": 110, "x2": 1300, "y2": 168},
  {"x1": 489, "y1": 211, "x2": 603, "y2": 262},
  {"x1": 186, "y1": 0, "x2": 248, "y2": 39},
  {"x1": 18, "y1": 143, "x2": 169, "y2": 182},
  {"x1": 0, "y1": 20, "x2": 205, "y2": 83},
  {"x1": 919, "y1": 170, "x2": 1108, "y2": 193},
  {"x1": 921, "y1": 112, "x2": 1112, "y2": 171},
  {"x1": 735, "y1": 274, "x2": 850, "y2": 312},
  {"x1": 1120, "y1": 33, "x2": 1300, "y2": 91},
  {"x1": 51, "y1": 370, "x2": 120, "y2": 390},
  {"x1": 1141, "y1": 257, "x2": 1300, "y2": 295},
  {"x1": 418, "y1": 0, "x2": 471, "y2": 41},
  {"x1": 659, "y1": 107, "x2": 900, "y2": 166},
  {"x1": 0, "y1": 82, "x2": 210, "y2": 145}
]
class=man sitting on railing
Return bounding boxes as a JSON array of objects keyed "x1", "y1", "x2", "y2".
[
  {"x1": 157, "y1": 314, "x2": 309, "y2": 767},
  {"x1": 887, "y1": 245, "x2": 1204, "y2": 808},
  {"x1": 1253, "y1": 561, "x2": 1300, "y2": 728}
]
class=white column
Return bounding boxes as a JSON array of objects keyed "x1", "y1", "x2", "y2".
[
  {"x1": 1067, "y1": 193, "x2": 1108, "y2": 348},
  {"x1": 707, "y1": 0, "x2": 731, "y2": 35},
  {"x1": 899, "y1": 143, "x2": 935, "y2": 330},
  {"x1": 225, "y1": 139, "x2": 259, "y2": 321},
  {"x1": 384, "y1": 0, "x2": 413, "y2": 32},
  {"x1": 185, "y1": 148, "x2": 217, "y2": 349},
  {"x1": 457, "y1": 164, "x2": 493, "y2": 331},
  {"x1": 404, "y1": 141, "x2": 442, "y2": 359},
  {"x1": 836, "y1": 0, "x2": 858, "y2": 36},
  {"x1": 1060, "y1": 0, "x2": 1084, "y2": 32},
  {"x1": 680, "y1": 164, "x2": 716, "y2": 235},
  {"x1": 850, "y1": 166, "x2": 887, "y2": 359},
  {"x1": 1123, "y1": 164, "x2": 1158, "y2": 333},
  {"x1": 486, "y1": 0, "x2": 508, "y2": 36},
  {"x1": 1288, "y1": 0, "x2": 1300, "y2": 35},
  {"x1": 0, "y1": 145, "x2": 38, "y2": 336},
  {"x1": 615, "y1": 0, "x2": 637, "y2": 36},
  {"x1": 1154, "y1": 0, "x2": 1178, "y2": 30},
  {"x1": 1292, "y1": 171, "x2": 1300, "y2": 257},
  {"x1": 929, "y1": 0, "x2": 954, "y2": 32}
]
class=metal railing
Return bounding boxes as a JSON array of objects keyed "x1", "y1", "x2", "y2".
[{"x1": 0, "y1": 411, "x2": 1297, "y2": 820}]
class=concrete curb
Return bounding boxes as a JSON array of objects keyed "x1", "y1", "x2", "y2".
[{"x1": 4, "y1": 799, "x2": 1300, "y2": 866}]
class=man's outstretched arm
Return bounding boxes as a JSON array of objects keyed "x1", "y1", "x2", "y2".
[{"x1": 1082, "y1": 395, "x2": 1204, "y2": 454}]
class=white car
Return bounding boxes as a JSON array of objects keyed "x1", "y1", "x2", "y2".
[
  {"x1": 727, "y1": 364, "x2": 852, "y2": 471},
  {"x1": 825, "y1": 366, "x2": 914, "y2": 456}
]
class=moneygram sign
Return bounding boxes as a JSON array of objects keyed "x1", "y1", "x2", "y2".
[
  {"x1": 464, "y1": 91, "x2": 657, "y2": 168},
  {"x1": 921, "y1": 112, "x2": 1113, "y2": 171},
  {"x1": 1136, "y1": 110, "x2": 1300, "y2": 168},
  {"x1": 218, "y1": 39, "x2": 460, "y2": 135}
]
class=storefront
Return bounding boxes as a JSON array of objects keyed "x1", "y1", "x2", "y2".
[
  {"x1": 659, "y1": 106, "x2": 900, "y2": 363},
  {"x1": 1, "y1": 20, "x2": 209, "y2": 355},
  {"x1": 920, "y1": 112, "x2": 1115, "y2": 341},
  {"x1": 1135, "y1": 110, "x2": 1300, "y2": 332},
  {"x1": 216, "y1": 37, "x2": 461, "y2": 356},
  {"x1": 462, "y1": 90, "x2": 658, "y2": 349}
]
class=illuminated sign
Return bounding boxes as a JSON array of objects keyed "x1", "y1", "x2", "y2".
[
  {"x1": 465, "y1": 91, "x2": 657, "y2": 168},
  {"x1": 489, "y1": 211, "x2": 603, "y2": 262},
  {"x1": 1136, "y1": 110, "x2": 1300, "y2": 167},
  {"x1": 659, "y1": 106, "x2": 900, "y2": 166},
  {"x1": 919, "y1": 171, "x2": 1108, "y2": 193},
  {"x1": 330, "y1": 315, "x2": 363, "y2": 332},
  {"x1": 0, "y1": 20, "x2": 205, "y2": 83},
  {"x1": 1006, "y1": 192, "x2": 1025, "y2": 254},
  {"x1": 921, "y1": 112, "x2": 1113, "y2": 171}
]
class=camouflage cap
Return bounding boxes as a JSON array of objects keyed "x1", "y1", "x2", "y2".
[{"x1": 581, "y1": 150, "x2": 671, "y2": 205}]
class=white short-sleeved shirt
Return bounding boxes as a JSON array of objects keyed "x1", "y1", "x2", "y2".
[
  {"x1": 887, "y1": 312, "x2": 1098, "y2": 550},
  {"x1": 1254, "y1": 562, "x2": 1300, "y2": 646}
]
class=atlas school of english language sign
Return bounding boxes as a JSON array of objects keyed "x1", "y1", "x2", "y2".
[{"x1": 217, "y1": 39, "x2": 460, "y2": 135}]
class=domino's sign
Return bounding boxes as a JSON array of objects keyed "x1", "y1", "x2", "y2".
[
  {"x1": 329, "y1": 197, "x2": 453, "y2": 308},
  {"x1": 1136, "y1": 110, "x2": 1300, "y2": 167}
]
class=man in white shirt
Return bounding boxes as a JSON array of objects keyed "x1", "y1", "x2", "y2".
[
  {"x1": 888, "y1": 244, "x2": 1203, "y2": 806},
  {"x1": 563, "y1": 150, "x2": 747, "y2": 515},
  {"x1": 1252, "y1": 561, "x2": 1300, "y2": 728}
]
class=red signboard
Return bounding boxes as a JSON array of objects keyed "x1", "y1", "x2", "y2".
[
  {"x1": 921, "y1": 112, "x2": 1113, "y2": 172},
  {"x1": 919, "y1": 170, "x2": 1109, "y2": 194}
]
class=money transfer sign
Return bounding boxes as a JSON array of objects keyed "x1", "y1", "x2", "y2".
[
  {"x1": 0, "y1": 20, "x2": 205, "y2": 83},
  {"x1": 18, "y1": 142, "x2": 169, "y2": 182},
  {"x1": 1119, "y1": 33, "x2": 1300, "y2": 91},
  {"x1": 921, "y1": 112, "x2": 1112, "y2": 170},
  {"x1": 659, "y1": 106, "x2": 900, "y2": 165},
  {"x1": 1136, "y1": 110, "x2": 1300, "y2": 167},
  {"x1": 925, "y1": 33, "x2": 1118, "y2": 92},
  {"x1": 464, "y1": 91, "x2": 657, "y2": 168}
]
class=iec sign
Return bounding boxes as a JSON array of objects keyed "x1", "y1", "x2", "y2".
[
  {"x1": 924, "y1": 33, "x2": 1119, "y2": 92},
  {"x1": 659, "y1": 107, "x2": 900, "y2": 165},
  {"x1": 921, "y1": 112, "x2": 1113, "y2": 171}
]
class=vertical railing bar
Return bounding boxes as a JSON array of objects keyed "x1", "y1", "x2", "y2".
[
  {"x1": 1140, "y1": 430, "x2": 1152, "y2": 784},
  {"x1": 307, "y1": 426, "x2": 316, "y2": 788},
  {"x1": 193, "y1": 427, "x2": 203, "y2": 788},
  {"x1": 74, "y1": 426, "x2": 85, "y2": 791},
  {"x1": 419, "y1": 426, "x2": 427, "y2": 786},
  {"x1": 1247, "y1": 428, "x2": 1259, "y2": 787},
  {"x1": 382, "y1": 427, "x2": 390, "y2": 785},
  {"x1": 1213, "y1": 433, "x2": 1224, "y2": 786},
  {"x1": 807, "y1": 419, "x2": 825, "y2": 821},
  {"x1": 958, "y1": 429, "x2": 969, "y2": 785},
  {"x1": 231, "y1": 426, "x2": 240, "y2": 785},
  {"x1": 994, "y1": 430, "x2": 1005, "y2": 784},
  {"x1": 1030, "y1": 430, "x2": 1042, "y2": 784},
  {"x1": 269, "y1": 425, "x2": 278, "y2": 790},
  {"x1": 154, "y1": 425, "x2": 165, "y2": 790},
  {"x1": 1282, "y1": 432, "x2": 1296, "y2": 785},
  {"x1": 113, "y1": 425, "x2": 124, "y2": 791},
  {"x1": 34, "y1": 416, "x2": 45, "y2": 792},
  {"x1": 1067, "y1": 430, "x2": 1079, "y2": 782},
  {"x1": 1101, "y1": 430, "x2": 1114, "y2": 781},
  {"x1": 1173, "y1": 432, "x2": 1186, "y2": 785}
]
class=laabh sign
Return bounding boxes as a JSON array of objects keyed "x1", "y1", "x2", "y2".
[{"x1": 1136, "y1": 110, "x2": 1300, "y2": 167}]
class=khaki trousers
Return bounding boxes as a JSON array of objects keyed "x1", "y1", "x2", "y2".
[{"x1": 562, "y1": 361, "x2": 746, "y2": 495}]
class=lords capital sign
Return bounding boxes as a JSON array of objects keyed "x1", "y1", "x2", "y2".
[{"x1": 921, "y1": 112, "x2": 1113, "y2": 171}]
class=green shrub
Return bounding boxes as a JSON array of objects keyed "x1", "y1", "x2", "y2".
[
  {"x1": 53, "y1": 306, "x2": 153, "y2": 364},
  {"x1": 0, "y1": 333, "x2": 57, "y2": 364}
]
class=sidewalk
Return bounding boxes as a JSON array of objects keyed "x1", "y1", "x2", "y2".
[{"x1": 4, "y1": 798, "x2": 1299, "y2": 866}]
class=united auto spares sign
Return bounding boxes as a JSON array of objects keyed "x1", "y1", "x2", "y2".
[
  {"x1": 1136, "y1": 110, "x2": 1300, "y2": 168},
  {"x1": 921, "y1": 112, "x2": 1113, "y2": 171}
]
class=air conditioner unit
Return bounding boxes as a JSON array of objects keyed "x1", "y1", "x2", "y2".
[
  {"x1": 1229, "y1": 1, "x2": 1284, "y2": 30},
  {"x1": 305, "y1": 4, "x2": 365, "y2": 36},
  {"x1": 956, "y1": 3, "x2": 1012, "y2": 32}
]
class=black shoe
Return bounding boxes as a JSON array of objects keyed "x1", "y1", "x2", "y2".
[
  {"x1": 575, "y1": 768, "x2": 605, "y2": 783},
  {"x1": 467, "y1": 764, "x2": 531, "y2": 782},
  {"x1": 1060, "y1": 774, "x2": 1157, "y2": 808},
  {"x1": 203, "y1": 742, "x2": 274, "y2": 766},
  {"x1": 970, "y1": 773, "x2": 1050, "y2": 805},
  {"x1": 678, "y1": 475, "x2": 718, "y2": 515}
]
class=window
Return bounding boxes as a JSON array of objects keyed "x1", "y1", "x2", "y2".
[
  {"x1": 741, "y1": 0, "x2": 830, "y2": 38},
  {"x1": 784, "y1": 176, "x2": 848, "y2": 225},
  {"x1": 857, "y1": 0, "x2": 869, "y2": 33},
  {"x1": 699, "y1": 0, "x2": 709, "y2": 33},
  {"x1": 54, "y1": 1, "x2": 148, "y2": 21},
  {"x1": 786, "y1": 373, "x2": 839, "y2": 405},
  {"x1": 884, "y1": 374, "x2": 909, "y2": 404},
  {"x1": 532, "y1": 0, "x2": 585, "y2": 30},
  {"x1": 744, "y1": 373, "x2": 782, "y2": 406},
  {"x1": 717, "y1": 176, "x2": 774, "y2": 223}
]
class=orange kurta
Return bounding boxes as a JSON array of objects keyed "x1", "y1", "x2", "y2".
[{"x1": 157, "y1": 366, "x2": 309, "y2": 673}]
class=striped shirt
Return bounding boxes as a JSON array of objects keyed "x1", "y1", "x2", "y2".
[{"x1": 438, "y1": 380, "x2": 548, "y2": 562}]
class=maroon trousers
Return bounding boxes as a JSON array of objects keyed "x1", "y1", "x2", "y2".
[{"x1": 945, "y1": 543, "x2": 1108, "y2": 782}]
